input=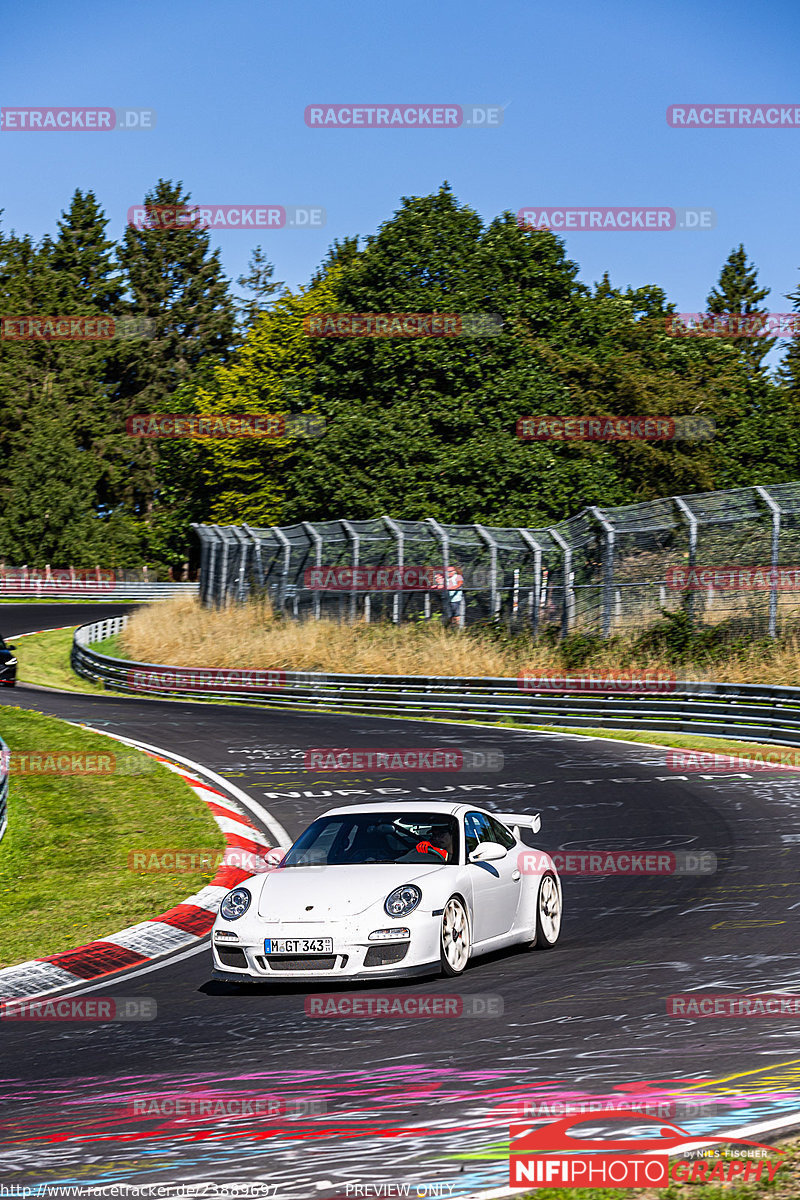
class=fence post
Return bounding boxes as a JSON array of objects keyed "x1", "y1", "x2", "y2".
[
  {"x1": 518, "y1": 530, "x2": 544, "y2": 638},
  {"x1": 475, "y1": 524, "x2": 500, "y2": 619},
  {"x1": 230, "y1": 527, "x2": 250, "y2": 602},
  {"x1": 341, "y1": 520, "x2": 360, "y2": 621},
  {"x1": 756, "y1": 486, "x2": 781, "y2": 638},
  {"x1": 382, "y1": 516, "x2": 404, "y2": 624},
  {"x1": 548, "y1": 528, "x2": 574, "y2": 638},
  {"x1": 270, "y1": 526, "x2": 291, "y2": 611},
  {"x1": 674, "y1": 498, "x2": 698, "y2": 625},
  {"x1": 202, "y1": 526, "x2": 225, "y2": 608},
  {"x1": 588, "y1": 507, "x2": 615, "y2": 637},
  {"x1": 241, "y1": 524, "x2": 265, "y2": 594},
  {"x1": 190, "y1": 524, "x2": 208, "y2": 605},
  {"x1": 425, "y1": 518, "x2": 450, "y2": 622},
  {"x1": 302, "y1": 521, "x2": 323, "y2": 619}
]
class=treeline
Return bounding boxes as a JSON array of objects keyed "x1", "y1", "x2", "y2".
[{"x1": 2, "y1": 180, "x2": 799, "y2": 571}]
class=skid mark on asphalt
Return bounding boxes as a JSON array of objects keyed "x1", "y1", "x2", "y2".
[{"x1": 2, "y1": 1066, "x2": 800, "y2": 1196}]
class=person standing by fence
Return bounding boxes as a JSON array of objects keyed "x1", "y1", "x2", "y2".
[{"x1": 434, "y1": 565, "x2": 464, "y2": 626}]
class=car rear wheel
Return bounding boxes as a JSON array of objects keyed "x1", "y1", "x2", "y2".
[
  {"x1": 440, "y1": 896, "x2": 470, "y2": 976},
  {"x1": 532, "y1": 872, "x2": 561, "y2": 950}
]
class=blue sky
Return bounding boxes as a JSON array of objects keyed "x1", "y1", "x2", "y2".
[{"x1": 1, "y1": 0, "x2": 798, "y2": 369}]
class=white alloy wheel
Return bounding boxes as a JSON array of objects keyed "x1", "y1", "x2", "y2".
[
  {"x1": 440, "y1": 896, "x2": 470, "y2": 976},
  {"x1": 534, "y1": 872, "x2": 561, "y2": 950}
]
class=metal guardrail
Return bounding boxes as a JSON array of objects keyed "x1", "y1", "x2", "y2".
[
  {"x1": 0, "y1": 583, "x2": 198, "y2": 601},
  {"x1": 0, "y1": 735, "x2": 8, "y2": 843},
  {"x1": 72, "y1": 617, "x2": 800, "y2": 749}
]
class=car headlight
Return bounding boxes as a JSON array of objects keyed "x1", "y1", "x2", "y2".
[
  {"x1": 219, "y1": 887, "x2": 251, "y2": 921},
  {"x1": 384, "y1": 884, "x2": 421, "y2": 918}
]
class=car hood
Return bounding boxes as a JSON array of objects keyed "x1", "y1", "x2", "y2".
[{"x1": 255, "y1": 863, "x2": 448, "y2": 919}]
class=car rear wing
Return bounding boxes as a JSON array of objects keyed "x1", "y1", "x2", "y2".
[{"x1": 495, "y1": 811, "x2": 541, "y2": 834}]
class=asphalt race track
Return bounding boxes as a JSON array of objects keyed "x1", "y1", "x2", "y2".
[{"x1": 1, "y1": 605, "x2": 800, "y2": 1196}]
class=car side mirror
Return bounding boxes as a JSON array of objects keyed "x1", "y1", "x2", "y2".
[
  {"x1": 469, "y1": 841, "x2": 507, "y2": 863},
  {"x1": 6, "y1": 645, "x2": 15, "y2": 651}
]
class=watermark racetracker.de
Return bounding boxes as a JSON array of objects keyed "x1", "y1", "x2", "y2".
[
  {"x1": 1, "y1": 106, "x2": 155, "y2": 130},
  {"x1": 666, "y1": 749, "x2": 800, "y2": 773},
  {"x1": 518, "y1": 849, "x2": 716, "y2": 875},
  {"x1": 1, "y1": 316, "x2": 154, "y2": 340},
  {"x1": 0, "y1": 568, "x2": 116, "y2": 592},
  {"x1": 126, "y1": 414, "x2": 326, "y2": 438},
  {"x1": 304, "y1": 103, "x2": 503, "y2": 128},
  {"x1": 666, "y1": 565, "x2": 800, "y2": 590},
  {"x1": 518, "y1": 670, "x2": 678, "y2": 693},
  {"x1": 304, "y1": 747, "x2": 504, "y2": 772},
  {"x1": 0, "y1": 997, "x2": 156, "y2": 1020},
  {"x1": 127, "y1": 205, "x2": 325, "y2": 230},
  {"x1": 516, "y1": 415, "x2": 715, "y2": 441},
  {"x1": 126, "y1": 669, "x2": 286, "y2": 693},
  {"x1": 124, "y1": 1094, "x2": 325, "y2": 1118},
  {"x1": 517, "y1": 207, "x2": 716, "y2": 231},
  {"x1": 667, "y1": 312, "x2": 800, "y2": 337},
  {"x1": 1, "y1": 749, "x2": 122, "y2": 776},
  {"x1": 127, "y1": 848, "x2": 272, "y2": 873},
  {"x1": 303, "y1": 313, "x2": 502, "y2": 337},
  {"x1": 668, "y1": 993, "x2": 800, "y2": 1016},
  {"x1": 667, "y1": 104, "x2": 800, "y2": 127},
  {"x1": 305, "y1": 993, "x2": 503, "y2": 1017}
]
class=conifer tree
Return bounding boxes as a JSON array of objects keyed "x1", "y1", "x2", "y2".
[{"x1": 706, "y1": 244, "x2": 774, "y2": 375}]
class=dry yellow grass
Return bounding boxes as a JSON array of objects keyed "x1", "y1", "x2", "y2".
[{"x1": 119, "y1": 595, "x2": 800, "y2": 685}]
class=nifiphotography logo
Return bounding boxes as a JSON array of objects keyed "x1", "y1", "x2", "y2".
[{"x1": 509, "y1": 1110, "x2": 786, "y2": 1188}]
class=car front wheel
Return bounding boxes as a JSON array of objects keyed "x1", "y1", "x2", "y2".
[{"x1": 440, "y1": 896, "x2": 470, "y2": 976}]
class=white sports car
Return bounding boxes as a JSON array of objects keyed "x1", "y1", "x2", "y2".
[{"x1": 211, "y1": 801, "x2": 562, "y2": 982}]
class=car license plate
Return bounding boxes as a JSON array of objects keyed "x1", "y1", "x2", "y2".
[{"x1": 264, "y1": 938, "x2": 333, "y2": 954}]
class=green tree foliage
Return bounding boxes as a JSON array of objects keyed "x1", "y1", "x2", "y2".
[
  {"x1": 0, "y1": 375, "x2": 102, "y2": 564},
  {"x1": 0, "y1": 184, "x2": 798, "y2": 569},
  {"x1": 235, "y1": 245, "x2": 285, "y2": 332},
  {"x1": 706, "y1": 243, "x2": 775, "y2": 375},
  {"x1": 113, "y1": 178, "x2": 236, "y2": 520}
]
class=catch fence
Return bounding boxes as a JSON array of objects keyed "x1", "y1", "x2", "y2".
[{"x1": 192, "y1": 481, "x2": 800, "y2": 639}]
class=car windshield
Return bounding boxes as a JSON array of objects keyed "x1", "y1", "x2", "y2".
[{"x1": 280, "y1": 812, "x2": 460, "y2": 867}]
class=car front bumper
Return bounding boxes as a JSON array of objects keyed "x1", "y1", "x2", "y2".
[{"x1": 211, "y1": 912, "x2": 443, "y2": 981}]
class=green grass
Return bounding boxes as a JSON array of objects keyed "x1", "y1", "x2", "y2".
[
  {"x1": 94, "y1": 631, "x2": 123, "y2": 657},
  {"x1": 0, "y1": 706, "x2": 225, "y2": 968},
  {"x1": 15, "y1": 627, "x2": 107, "y2": 693}
]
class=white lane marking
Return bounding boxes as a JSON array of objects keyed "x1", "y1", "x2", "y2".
[{"x1": 214, "y1": 814, "x2": 271, "y2": 844}]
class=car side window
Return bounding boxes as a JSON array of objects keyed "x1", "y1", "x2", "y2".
[
  {"x1": 464, "y1": 811, "x2": 492, "y2": 855},
  {"x1": 487, "y1": 815, "x2": 516, "y2": 850}
]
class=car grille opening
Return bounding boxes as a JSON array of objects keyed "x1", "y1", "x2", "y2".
[
  {"x1": 364, "y1": 943, "x2": 409, "y2": 967},
  {"x1": 263, "y1": 955, "x2": 338, "y2": 971},
  {"x1": 216, "y1": 947, "x2": 248, "y2": 969}
]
